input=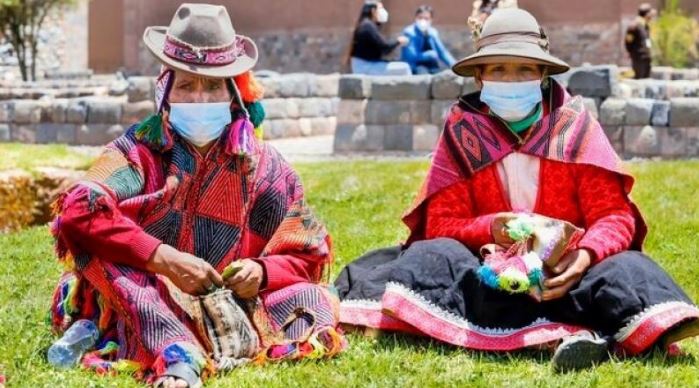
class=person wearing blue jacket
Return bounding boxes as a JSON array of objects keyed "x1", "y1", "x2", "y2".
[{"x1": 401, "y1": 5, "x2": 456, "y2": 74}]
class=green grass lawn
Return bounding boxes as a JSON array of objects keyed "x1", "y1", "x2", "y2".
[
  {"x1": 2, "y1": 159, "x2": 699, "y2": 387},
  {"x1": 0, "y1": 144, "x2": 95, "y2": 173}
]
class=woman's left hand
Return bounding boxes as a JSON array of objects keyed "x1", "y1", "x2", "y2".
[
  {"x1": 225, "y1": 259, "x2": 265, "y2": 299},
  {"x1": 541, "y1": 249, "x2": 593, "y2": 301}
]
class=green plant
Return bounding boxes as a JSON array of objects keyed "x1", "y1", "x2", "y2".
[{"x1": 651, "y1": 0, "x2": 699, "y2": 68}]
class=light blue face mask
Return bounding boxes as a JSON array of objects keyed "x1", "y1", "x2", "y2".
[
  {"x1": 479, "y1": 80, "x2": 543, "y2": 122},
  {"x1": 169, "y1": 102, "x2": 232, "y2": 147}
]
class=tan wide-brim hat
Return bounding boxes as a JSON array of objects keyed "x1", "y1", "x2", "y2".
[
  {"x1": 453, "y1": 8, "x2": 570, "y2": 77},
  {"x1": 143, "y1": 3, "x2": 258, "y2": 78}
]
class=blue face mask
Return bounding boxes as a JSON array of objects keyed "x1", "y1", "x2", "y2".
[
  {"x1": 479, "y1": 80, "x2": 543, "y2": 122},
  {"x1": 169, "y1": 102, "x2": 232, "y2": 147}
]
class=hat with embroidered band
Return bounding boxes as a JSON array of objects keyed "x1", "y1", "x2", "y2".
[
  {"x1": 143, "y1": 3, "x2": 258, "y2": 78},
  {"x1": 453, "y1": 8, "x2": 570, "y2": 77}
]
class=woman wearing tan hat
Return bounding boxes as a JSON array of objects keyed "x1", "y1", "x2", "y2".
[
  {"x1": 336, "y1": 8, "x2": 699, "y2": 372},
  {"x1": 47, "y1": 4, "x2": 345, "y2": 387}
]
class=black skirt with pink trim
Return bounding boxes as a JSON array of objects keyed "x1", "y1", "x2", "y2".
[{"x1": 335, "y1": 238, "x2": 699, "y2": 354}]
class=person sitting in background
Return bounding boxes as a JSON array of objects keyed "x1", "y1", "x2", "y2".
[
  {"x1": 400, "y1": 5, "x2": 456, "y2": 74},
  {"x1": 348, "y1": 1, "x2": 411, "y2": 75}
]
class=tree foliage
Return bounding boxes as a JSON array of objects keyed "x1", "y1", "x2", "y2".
[
  {"x1": 652, "y1": 0, "x2": 699, "y2": 68},
  {"x1": 0, "y1": 0, "x2": 76, "y2": 81}
]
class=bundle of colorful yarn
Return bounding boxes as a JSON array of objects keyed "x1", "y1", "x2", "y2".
[{"x1": 478, "y1": 214, "x2": 584, "y2": 299}]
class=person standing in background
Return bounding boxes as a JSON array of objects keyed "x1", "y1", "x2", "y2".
[
  {"x1": 348, "y1": 1, "x2": 411, "y2": 75},
  {"x1": 401, "y1": 5, "x2": 456, "y2": 74},
  {"x1": 625, "y1": 3, "x2": 657, "y2": 79}
]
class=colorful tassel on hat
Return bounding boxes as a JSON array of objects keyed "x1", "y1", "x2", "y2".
[
  {"x1": 133, "y1": 114, "x2": 173, "y2": 150},
  {"x1": 246, "y1": 100, "x2": 266, "y2": 128},
  {"x1": 225, "y1": 116, "x2": 257, "y2": 156}
]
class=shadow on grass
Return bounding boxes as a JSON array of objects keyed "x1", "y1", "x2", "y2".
[{"x1": 364, "y1": 330, "x2": 697, "y2": 368}]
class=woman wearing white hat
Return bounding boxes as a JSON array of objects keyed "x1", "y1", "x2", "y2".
[{"x1": 336, "y1": 8, "x2": 699, "y2": 372}]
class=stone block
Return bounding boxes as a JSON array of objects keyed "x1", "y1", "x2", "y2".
[
  {"x1": 651, "y1": 67, "x2": 673, "y2": 80},
  {"x1": 658, "y1": 127, "x2": 686, "y2": 157},
  {"x1": 431, "y1": 71, "x2": 463, "y2": 99},
  {"x1": 309, "y1": 74, "x2": 339, "y2": 97},
  {"x1": 310, "y1": 117, "x2": 337, "y2": 136},
  {"x1": 599, "y1": 98, "x2": 627, "y2": 126},
  {"x1": 127, "y1": 76, "x2": 153, "y2": 102},
  {"x1": 582, "y1": 98, "x2": 599, "y2": 120},
  {"x1": 123, "y1": 100, "x2": 156, "y2": 125},
  {"x1": 339, "y1": 75, "x2": 371, "y2": 99},
  {"x1": 12, "y1": 100, "x2": 42, "y2": 124},
  {"x1": 0, "y1": 101, "x2": 13, "y2": 122},
  {"x1": 567, "y1": 65, "x2": 617, "y2": 98},
  {"x1": 66, "y1": 100, "x2": 88, "y2": 124},
  {"x1": 263, "y1": 119, "x2": 302, "y2": 139},
  {"x1": 109, "y1": 79, "x2": 129, "y2": 96},
  {"x1": 10, "y1": 124, "x2": 36, "y2": 143},
  {"x1": 413, "y1": 124, "x2": 440, "y2": 151},
  {"x1": 623, "y1": 125, "x2": 659, "y2": 156},
  {"x1": 258, "y1": 76, "x2": 281, "y2": 98},
  {"x1": 624, "y1": 98, "x2": 654, "y2": 125},
  {"x1": 333, "y1": 124, "x2": 384, "y2": 152},
  {"x1": 431, "y1": 100, "x2": 454, "y2": 125},
  {"x1": 642, "y1": 80, "x2": 667, "y2": 100},
  {"x1": 86, "y1": 99, "x2": 123, "y2": 124},
  {"x1": 76, "y1": 124, "x2": 124, "y2": 146},
  {"x1": 365, "y1": 100, "x2": 431, "y2": 125},
  {"x1": 298, "y1": 98, "x2": 334, "y2": 118},
  {"x1": 298, "y1": 118, "x2": 312, "y2": 136},
  {"x1": 46, "y1": 99, "x2": 69, "y2": 123},
  {"x1": 384, "y1": 125, "x2": 414, "y2": 151},
  {"x1": 337, "y1": 99, "x2": 367, "y2": 124},
  {"x1": 277, "y1": 74, "x2": 311, "y2": 98},
  {"x1": 650, "y1": 100, "x2": 671, "y2": 127},
  {"x1": 371, "y1": 75, "x2": 431, "y2": 100},
  {"x1": 262, "y1": 98, "x2": 299, "y2": 119},
  {"x1": 603, "y1": 125, "x2": 624, "y2": 154},
  {"x1": 0, "y1": 124, "x2": 10, "y2": 141},
  {"x1": 669, "y1": 98, "x2": 699, "y2": 127},
  {"x1": 686, "y1": 128, "x2": 699, "y2": 156},
  {"x1": 33, "y1": 123, "x2": 77, "y2": 144}
]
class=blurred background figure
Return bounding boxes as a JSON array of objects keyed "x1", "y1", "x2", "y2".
[
  {"x1": 400, "y1": 5, "x2": 456, "y2": 74},
  {"x1": 347, "y1": 1, "x2": 411, "y2": 75},
  {"x1": 468, "y1": 0, "x2": 519, "y2": 37},
  {"x1": 625, "y1": 3, "x2": 657, "y2": 79}
]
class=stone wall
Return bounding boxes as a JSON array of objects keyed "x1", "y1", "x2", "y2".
[
  {"x1": 0, "y1": 73, "x2": 340, "y2": 145},
  {"x1": 334, "y1": 66, "x2": 699, "y2": 159}
]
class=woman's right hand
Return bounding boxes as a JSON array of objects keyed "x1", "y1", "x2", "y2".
[
  {"x1": 397, "y1": 36, "x2": 409, "y2": 46},
  {"x1": 146, "y1": 244, "x2": 223, "y2": 295},
  {"x1": 491, "y1": 212, "x2": 518, "y2": 247}
]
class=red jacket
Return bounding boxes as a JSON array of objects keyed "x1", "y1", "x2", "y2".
[{"x1": 425, "y1": 158, "x2": 636, "y2": 264}]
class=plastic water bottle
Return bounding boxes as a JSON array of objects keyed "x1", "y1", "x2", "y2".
[{"x1": 47, "y1": 319, "x2": 99, "y2": 368}]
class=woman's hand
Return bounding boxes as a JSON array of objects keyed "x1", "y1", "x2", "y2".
[
  {"x1": 491, "y1": 212, "x2": 518, "y2": 247},
  {"x1": 146, "y1": 244, "x2": 223, "y2": 295},
  {"x1": 542, "y1": 249, "x2": 593, "y2": 301},
  {"x1": 397, "y1": 36, "x2": 409, "y2": 46},
  {"x1": 225, "y1": 259, "x2": 265, "y2": 299}
]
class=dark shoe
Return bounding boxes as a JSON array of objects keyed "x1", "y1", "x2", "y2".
[{"x1": 552, "y1": 331, "x2": 609, "y2": 373}]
